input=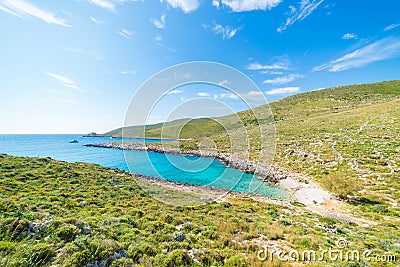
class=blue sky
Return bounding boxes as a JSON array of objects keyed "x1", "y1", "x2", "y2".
[{"x1": 1, "y1": 0, "x2": 400, "y2": 133}]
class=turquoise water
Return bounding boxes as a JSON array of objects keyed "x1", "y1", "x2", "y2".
[{"x1": 0, "y1": 134, "x2": 286, "y2": 199}]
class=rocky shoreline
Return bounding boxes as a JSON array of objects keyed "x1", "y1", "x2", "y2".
[
  {"x1": 85, "y1": 142, "x2": 288, "y2": 182},
  {"x1": 84, "y1": 142, "x2": 363, "y2": 223}
]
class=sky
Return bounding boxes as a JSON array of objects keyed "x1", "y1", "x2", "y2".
[{"x1": 1, "y1": 0, "x2": 400, "y2": 133}]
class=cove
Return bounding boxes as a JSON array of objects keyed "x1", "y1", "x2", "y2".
[{"x1": 0, "y1": 134, "x2": 287, "y2": 199}]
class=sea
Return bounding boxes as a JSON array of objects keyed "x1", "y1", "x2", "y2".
[{"x1": 0, "y1": 134, "x2": 286, "y2": 199}]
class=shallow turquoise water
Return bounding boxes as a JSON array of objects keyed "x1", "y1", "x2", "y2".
[{"x1": 0, "y1": 134, "x2": 287, "y2": 199}]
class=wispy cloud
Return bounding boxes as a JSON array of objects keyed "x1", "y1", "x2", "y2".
[
  {"x1": 342, "y1": 33, "x2": 358, "y2": 40},
  {"x1": 204, "y1": 22, "x2": 240, "y2": 40},
  {"x1": 163, "y1": 0, "x2": 199, "y2": 13},
  {"x1": 246, "y1": 62, "x2": 289, "y2": 71},
  {"x1": 120, "y1": 70, "x2": 136, "y2": 75},
  {"x1": 216, "y1": 0, "x2": 282, "y2": 12},
  {"x1": 265, "y1": 86, "x2": 300, "y2": 95},
  {"x1": 61, "y1": 46, "x2": 105, "y2": 60},
  {"x1": 212, "y1": 0, "x2": 220, "y2": 8},
  {"x1": 277, "y1": 0, "x2": 324, "y2": 32},
  {"x1": 90, "y1": 16, "x2": 103, "y2": 25},
  {"x1": 197, "y1": 92, "x2": 210, "y2": 97},
  {"x1": 218, "y1": 80, "x2": 230, "y2": 86},
  {"x1": 0, "y1": 0, "x2": 70, "y2": 27},
  {"x1": 384, "y1": 23, "x2": 400, "y2": 32},
  {"x1": 87, "y1": 0, "x2": 115, "y2": 13},
  {"x1": 263, "y1": 74, "x2": 302, "y2": 84},
  {"x1": 118, "y1": 29, "x2": 134, "y2": 38},
  {"x1": 217, "y1": 92, "x2": 239, "y2": 99},
  {"x1": 167, "y1": 89, "x2": 183, "y2": 94},
  {"x1": 151, "y1": 14, "x2": 166, "y2": 29},
  {"x1": 155, "y1": 35, "x2": 162, "y2": 42},
  {"x1": 0, "y1": 5, "x2": 23, "y2": 18},
  {"x1": 45, "y1": 72, "x2": 83, "y2": 92},
  {"x1": 247, "y1": 90, "x2": 263, "y2": 96},
  {"x1": 313, "y1": 37, "x2": 400, "y2": 72}
]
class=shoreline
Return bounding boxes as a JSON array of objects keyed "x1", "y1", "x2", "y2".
[
  {"x1": 85, "y1": 142, "x2": 288, "y2": 183},
  {"x1": 85, "y1": 142, "x2": 370, "y2": 225},
  {"x1": 133, "y1": 173, "x2": 290, "y2": 206},
  {"x1": 82, "y1": 134, "x2": 190, "y2": 141}
]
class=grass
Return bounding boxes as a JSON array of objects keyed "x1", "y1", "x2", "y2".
[
  {"x1": 1, "y1": 80, "x2": 399, "y2": 266},
  {"x1": 106, "y1": 80, "x2": 400, "y2": 210},
  {"x1": 0, "y1": 155, "x2": 399, "y2": 266}
]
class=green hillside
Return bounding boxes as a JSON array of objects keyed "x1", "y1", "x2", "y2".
[
  {"x1": 1, "y1": 80, "x2": 399, "y2": 266},
  {"x1": 105, "y1": 80, "x2": 400, "y2": 207},
  {"x1": 104, "y1": 80, "x2": 400, "y2": 139}
]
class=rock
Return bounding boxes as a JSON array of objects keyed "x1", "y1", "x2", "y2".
[{"x1": 173, "y1": 232, "x2": 186, "y2": 242}]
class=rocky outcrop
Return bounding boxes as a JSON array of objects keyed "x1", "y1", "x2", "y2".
[{"x1": 85, "y1": 143, "x2": 288, "y2": 182}]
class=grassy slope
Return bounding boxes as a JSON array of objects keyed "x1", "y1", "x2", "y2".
[
  {"x1": 0, "y1": 155, "x2": 399, "y2": 266},
  {"x1": 106, "y1": 80, "x2": 400, "y2": 210},
  {"x1": 1, "y1": 81, "x2": 399, "y2": 266},
  {"x1": 105, "y1": 80, "x2": 400, "y2": 138}
]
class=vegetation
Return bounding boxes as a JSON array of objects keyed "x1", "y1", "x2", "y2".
[
  {"x1": 0, "y1": 155, "x2": 399, "y2": 266},
  {"x1": 1, "y1": 80, "x2": 399, "y2": 266},
  {"x1": 107, "y1": 80, "x2": 400, "y2": 207}
]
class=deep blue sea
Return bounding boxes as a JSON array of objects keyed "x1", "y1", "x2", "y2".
[{"x1": 0, "y1": 134, "x2": 286, "y2": 199}]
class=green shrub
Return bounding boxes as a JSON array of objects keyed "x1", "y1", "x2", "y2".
[
  {"x1": 21, "y1": 243, "x2": 56, "y2": 266},
  {"x1": 55, "y1": 225, "x2": 80, "y2": 242},
  {"x1": 110, "y1": 258, "x2": 135, "y2": 266},
  {"x1": 0, "y1": 217, "x2": 30, "y2": 240},
  {"x1": 224, "y1": 254, "x2": 249, "y2": 267}
]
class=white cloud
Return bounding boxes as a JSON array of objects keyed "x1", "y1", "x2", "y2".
[
  {"x1": 88, "y1": 0, "x2": 115, "y2": 12},
  {"x1": 61, "y1": 46, "x2": 105, "y2": 60},
  {"x1": 219, "y1": 0, "x2": 282, "y2": 12},
  {"x1": 197, "y1": 92, "x2": 210, "y2": 97},
  {"x1": 167, "y1": 89, "x2": 183, "y2": 94},
  {"x1": 155, "y1": 34, "x2": 162, "y2": 41},
  {"x1": 212, "y1": 0, "x2": 220, "y2": 8},
  {"x1": 90, "y1": 16, "x2": 103, "y2": 25},
  {"x1": 0, "y1": 5, "x2": 23, "y2": 18},
  {"x1": 246, "y1": 62, "x2": 289, "y2": 71},
  {"x1": 120, "y1": 70, "x2": 136, "y2": 75},
  {"x1": 265, "y1": 87, "x2": 300, "y2": 95},
  {"x1": 163, "y1": 0, "x2": 199, "y2": 13},
  {"x1": 219, "y1": 92, "x2": 239, "y2": 99},
  {"x1": 151, "y1": 14, "x2": 166, "y2": 29},
  {"x1": 277, "y1": 0, "x2": 324, "y2": 32},
  {"x1": 204, "y1": 22, "x2": 240, "y2": 40},
  {"x1": 45, "y1": 72, "x2": 83, "y2": 92},
  {"x1": 118, "y1": 29, "x2": 134, "y2": 38},
  {"x1": 0, "y1": 0, "x2": 70, "y2": 27},
  {"x1": 342, "y1": 33, "x2": 357, "y2": 40},
  {"x1": 261, "y1": 70, "x2": 284, "y2": 75},
  {"x1": 313, "y1": 37, "x2": 400, "y2": 72},
  {"x1": 218, "y1": 80, "x2": 230, "y2": 86},
  {"x1": 247, "y1": 90, "x2": 263, "y2": 96},
  {"x1": 384, "y1": 23, "x2": 400, "y2": 32},
  {"x1": 88, "y1": 49, "x2": 105, "y2": 60},
  {"x1": 263, "y1": 74, "x2": 302, "y2": 84}
]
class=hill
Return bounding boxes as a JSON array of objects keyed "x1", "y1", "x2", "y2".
[
  {"x1": 104, "y1": 80, "x2": 400, "y2": 207},
  {"x1": 1, "y1": 80, "x2": 399, "y2": 266}
]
